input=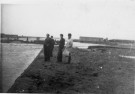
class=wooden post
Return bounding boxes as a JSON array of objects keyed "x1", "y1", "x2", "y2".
[
  {"x1": 27, "y1": 37, "x2": 29, "y2": 42},
  {"x1": 37, "y1": 37, "x2": 40, "y2": 41},
  {"x1": 7, "y1": 36, "x2": 9, "y2": 42},
  {"x1": 17, "y1": 36, "x2": 19, "y2": 40}
]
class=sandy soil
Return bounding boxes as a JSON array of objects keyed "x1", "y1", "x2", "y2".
[{"x1": 7, "y1": 46, "x2": 135, "y2": 94}]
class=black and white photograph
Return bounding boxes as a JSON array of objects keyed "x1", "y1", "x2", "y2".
[{"x1": 0, "y1": 0, "x2": 135, "y2": 93}]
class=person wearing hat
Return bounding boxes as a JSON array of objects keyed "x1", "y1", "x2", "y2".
[
  {"x1": 57, "y1": 34, "x2": 65, "y2": 62},
  {"x1": 44, "y1": 34, "x2": 52, "y2": 61},
  {"x1": 50, "y1": 36, "x2": 55, "y2": 57},
  {"x1": 64, "y1": 33, "x2": 73, "y2": 63}
]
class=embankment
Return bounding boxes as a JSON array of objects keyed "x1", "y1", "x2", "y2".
[{"x1": 7, "y1": 46, "x2": 135, "y2": 94}]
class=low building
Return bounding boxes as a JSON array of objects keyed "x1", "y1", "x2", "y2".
[
  {"x1": 80, "y1": 36, "x2": 104, "y2": 43},
  {"x1": 1, "y1": 33, "x2": 18, "y2": 40},
  {"x1": 1, "y1": 33, "x2": 18, "y2": 38},
  {"x1": 109, "y1": 39, "x2": 135, "y2": 44}
]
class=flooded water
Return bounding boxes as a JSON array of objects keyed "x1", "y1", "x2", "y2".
[
  {"x1": 73, "y1": 42, "x2": 106, "y2": 49},
  {"x1": 55, "y1": 42, "x2": 103, "y2": 49},
  {"x1": 2, "y1": 43, "x2": 43, "y2": 92},
  {"x1": 119, "y1": 55, "x2": 135, "y2": 59}
]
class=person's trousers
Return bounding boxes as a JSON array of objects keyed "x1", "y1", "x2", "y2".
[
  {"x1": 57, "y1": 48, "x2": 63, "y2": 62},
  {"x1": 44, "y1": 46, "x2": 51, "y2": 61},
  {"x1": 50, "y1": 46, "x2": 54, "y2": 57},
  {"x1": 68, "y1": 53, "x2": 71, "y2": 63}
]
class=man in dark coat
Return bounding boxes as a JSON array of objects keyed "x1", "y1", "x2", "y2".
[
  {"x1": 44, "y1": 34, "x2": 52, "y2": 61},
  {"x1": 57, "y1": 34, "x2": 65, "y2": 62},
  {"x1": 50, "y1": 36, "x2": 55, "y2": 57}
]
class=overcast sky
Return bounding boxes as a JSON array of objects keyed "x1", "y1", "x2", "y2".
[{"x1": 1, "y1": 0, "x2": 135, "y2": 40}]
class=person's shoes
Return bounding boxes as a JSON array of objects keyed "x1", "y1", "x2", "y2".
[
  {"x1": 65, "y1": 62, "x2": 70, "y2": 64},
  {"x1": 48, "y1": 59, "x2": 50, "y2": 62},
  {"x1": 57, "y1": 60, "x2": 62, "y2": 63},
  {"x1": 45, "y1": 59, "x2": 50, "y2": 62}
]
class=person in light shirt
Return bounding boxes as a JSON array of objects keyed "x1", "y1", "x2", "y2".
[{"x1": 65, "y1": 33, "x2": 73, "y2": 63}]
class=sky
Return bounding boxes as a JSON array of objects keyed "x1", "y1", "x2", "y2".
[{"x1": 1, "y1": 0, "x2": 135, "y2": 40}]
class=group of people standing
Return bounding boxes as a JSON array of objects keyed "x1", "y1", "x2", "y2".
[
  {"x1": 43, "y1": 34, "x2": 55, "y2": 61},
  {"x1": 43, "y1": 33, "x2": 73, "y2": 63}
]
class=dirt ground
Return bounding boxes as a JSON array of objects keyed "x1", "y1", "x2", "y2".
[{"x1": 8, "y1": 46, "x2": 135, "y2": 94}]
